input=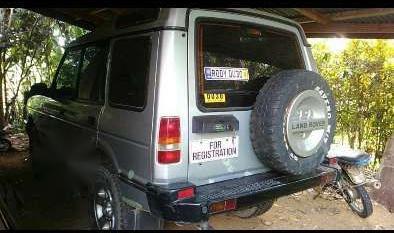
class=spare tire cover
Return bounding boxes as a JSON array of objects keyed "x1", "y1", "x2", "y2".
[{"x1": 251, "y1": 69, "x2": 336, "y2": 175}]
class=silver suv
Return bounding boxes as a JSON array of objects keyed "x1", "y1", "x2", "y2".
[{"x1": 25, "y1": 8, "x2": 337, "y2": 230}]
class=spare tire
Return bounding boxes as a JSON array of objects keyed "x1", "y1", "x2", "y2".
[{"x1": 251, "y1": 69, "x2": 336, "y2": 175}]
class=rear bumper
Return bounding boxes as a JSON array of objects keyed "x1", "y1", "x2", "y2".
[{"x1": 146, "y1": 165, "x2": 337, "y2": 223}]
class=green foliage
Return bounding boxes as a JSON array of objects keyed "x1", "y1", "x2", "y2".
[
  {"x1": 0, "y1": 8, "x2": 87, "y2": 129},
  {"x1": 311, "y1": 39, "x2": 394, "y2": 168}
]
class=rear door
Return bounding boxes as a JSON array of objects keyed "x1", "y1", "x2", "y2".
[
  {"x1": 98, "y1": 33, "x2": 157, "y2": 181},
  {"x1": 187, "y1": 10, "x2": 307, "y2": 185}
]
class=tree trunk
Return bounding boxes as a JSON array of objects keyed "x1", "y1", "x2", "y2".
[
  {"x1": 0, "y1": 72, "x2": 5, "y2": 127},
  {"x1": 0, "y1": 8, "x2": 13, "y2": 127},
  {"x1": 372, "y1": 135, "x2": 394, "y2": 212},
  {"x1": 348, "y1": 130, "x2": 356, "y2": 149}
]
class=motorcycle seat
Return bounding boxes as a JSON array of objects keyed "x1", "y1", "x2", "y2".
[{"x1": 327, "y1": 144, "x2": 371, "y2": 165}]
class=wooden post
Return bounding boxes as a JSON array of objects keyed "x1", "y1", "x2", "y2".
[{"x1": 372, "y1": 135, "x2": 394, "y2": 212}]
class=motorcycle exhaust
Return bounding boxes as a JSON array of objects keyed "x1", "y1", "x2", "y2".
[
  {"x1": 364, "y1": 180, "x2": 382, "y2": 190},
  {"x1": 372, "y1": 180, "x2": 382, "y2": 190}
]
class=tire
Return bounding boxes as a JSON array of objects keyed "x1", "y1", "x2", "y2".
[
  {"x1": 346, "y1": 185, "x2": 373, "y2": 218},
  {"x1": 251, "y1": 69, "x2": 336, "y2": 175},
  {"x1": 233, "y1": 199, "x2": 274, "y2": 218},
  {"x1": 88, "y1": 166, "x2": 136, "y2": 230}
]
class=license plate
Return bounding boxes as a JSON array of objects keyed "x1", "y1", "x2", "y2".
[
  {"x1": 190, "y1": 136, "x2": 239, "y2": 164},
  {"x1": 204, "y1": 67, "x2": 249, "y2": 81}
]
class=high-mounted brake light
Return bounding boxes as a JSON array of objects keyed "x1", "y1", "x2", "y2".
[{"x1": 158, "y1": 117, "x2": 181, "y2": 164}]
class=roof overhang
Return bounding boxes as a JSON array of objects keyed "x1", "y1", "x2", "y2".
[
  {"x1": 289, "y1": 8, "x2": 394, "y2": 39},
  {"x1": 29, "y1": 8, "x2": 394, "y2": 39}
]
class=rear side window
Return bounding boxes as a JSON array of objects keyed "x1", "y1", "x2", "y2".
[
  {"x1": 197, "y1": 21, "x2": 305, "y2": 109},
  {"x1": 108, "y1": 36, "x2": 152, "y2": 110}
]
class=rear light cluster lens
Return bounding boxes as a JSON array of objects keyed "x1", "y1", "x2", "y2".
[
  {"x1": 158, "y1": 151, "x2": 180, "y2": 164},
  {"x1": 158, "y1": 117, "x2": 181, "y2": 164},
  {"x1": 209, "y1": 199, "x2": 237, "y2": 214},
  {"x1": 328, "y1": 157, "x2": 338, "y2": 165}
]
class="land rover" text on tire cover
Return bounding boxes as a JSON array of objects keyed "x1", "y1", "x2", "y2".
[{"x1": 251, "y1": 69, "x2": 336, "y2": 175}]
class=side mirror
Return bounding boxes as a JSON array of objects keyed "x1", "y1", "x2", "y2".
[
  {"x1": 24, "y1": 83, "x2": 49, "y2": 105},
  {"x1": 23, "y1": 83, "x2": 49, "y2": 119}
]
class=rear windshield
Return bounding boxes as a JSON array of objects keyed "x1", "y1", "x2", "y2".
[{"x1": 197, "y1": 21, "x2": 305, "y2": 109}]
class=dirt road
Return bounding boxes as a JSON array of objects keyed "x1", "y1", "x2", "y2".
[{"x1": 167, "y1": 190, "x2": 394, "y2": 230}]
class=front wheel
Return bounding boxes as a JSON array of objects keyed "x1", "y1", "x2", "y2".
[{"x1": 343, "y1": 183, "x2": 373, "y2": 218}]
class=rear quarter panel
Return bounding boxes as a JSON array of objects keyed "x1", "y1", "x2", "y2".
[{"x1": 98, "y1": 32, "x2": 160, "y2": 183}]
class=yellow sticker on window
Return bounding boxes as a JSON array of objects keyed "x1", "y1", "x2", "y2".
[{"x1": 204, "y1": 93, "x2": 226, "y2": 103}]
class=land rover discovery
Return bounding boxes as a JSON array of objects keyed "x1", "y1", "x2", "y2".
[{"x1": 25, "y1": 8, "x2": 337, "y2": 230}]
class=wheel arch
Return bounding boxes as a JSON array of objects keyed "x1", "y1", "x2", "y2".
[{"x1": 95, "y1": 138, "x2": 121, "y2": 174}]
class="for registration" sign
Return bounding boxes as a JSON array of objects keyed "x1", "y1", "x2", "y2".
[{"x1": 190, "y1": 136, "x2": 239, "y2": 164}]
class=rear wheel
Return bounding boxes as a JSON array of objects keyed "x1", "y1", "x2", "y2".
[
  {"x1": 342, "y1": 179, "x2": 373, "y2": 218},
  {"x1": 89, "y1": 166, "x2": 134, "y2": 230},
  {"x1": 233, "y1": 199, "x2": 274, "y2": 218}
]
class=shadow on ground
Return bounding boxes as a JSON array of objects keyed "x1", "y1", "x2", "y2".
[{"x1": 0, "y1": 149, "x2": 90, "y2": 229}]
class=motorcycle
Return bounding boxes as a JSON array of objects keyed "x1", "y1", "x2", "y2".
[
  {"x1": 0, "y1": 125, "x2": 12, "y2": 153},
  {"x1": 318, "y1": 144, "x2": 381, "y2": 218}
]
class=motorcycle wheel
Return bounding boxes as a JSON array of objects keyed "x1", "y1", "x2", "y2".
[{"x1": 343, "y1": 181, "x2": 373, "y2": 218}]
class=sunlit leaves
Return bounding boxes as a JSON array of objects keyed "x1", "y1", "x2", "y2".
[
  {"x1": 0, "y1": 8, "x2": 88, "y2": 128},
  {"x1": 311, "y1": 39, "x2": 394, "y2": 167}
]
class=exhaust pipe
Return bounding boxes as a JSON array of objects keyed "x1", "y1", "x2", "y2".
[
  {"x1": 365, "y1": 179, "x2": 382, "y2": 190},
  {"x1": 373, "y1": 180, "x2": 382, "y2": 190}
]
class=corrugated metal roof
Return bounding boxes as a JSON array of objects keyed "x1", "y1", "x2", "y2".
[
  {"x1": 340, "y1": 14, "x2": 394, "y2": 24},
  {"x1": 258, "y1": 8, "x2": 394, "y2": 25},
  {"x1": 314, "y1": 8, "x2": 361, "y2": 14},
  {"x1": 29, "y1": 8, "x2": 394, "y2": 39},
  {"x1": 258, "y1": 8, "x2": 300, "y2": 18},
  {"x1": 256, "y1": 8, "x2": 394, "y2": 38}
]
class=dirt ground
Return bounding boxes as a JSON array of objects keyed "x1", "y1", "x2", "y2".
[
  {"x1": 0, "y1": 135, "x2": 393, "y2": 230},
  {"x1": 168, "y1": 191, "x2": 394, "y2": 230}
]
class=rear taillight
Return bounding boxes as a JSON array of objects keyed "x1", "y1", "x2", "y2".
[
  {"x1": 328, "y1": 157, "x2": 338, "y2": 166},
  {"x1": 158, "y1": 151, "x2": 180, "y2": 164},
  {"x1": 209, "y1": 199, "x2": 237, "y2": 214},
  {"x1": 177, "y1": 187, "x2": 195, "y2": 200},
  {"x1": 158, "y1": 117, "x2": 181, "y2": 164}
]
